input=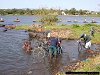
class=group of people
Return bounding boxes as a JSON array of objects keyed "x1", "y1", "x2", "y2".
[
  {"x1": 47, "y1": 26, "x2": 95, "y2": 59},
  {"x1": 22, "y1": 31, "x2": 62, "y2": 59},
  {"x1": 22, "y1": 26, "x2": 95, "y2": 59}
]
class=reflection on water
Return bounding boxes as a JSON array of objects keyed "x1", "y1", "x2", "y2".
[
  {"x1": 48, "y1": 57, "x2": 62, "y2": 75},
  {"x1": 0, "y1": 29, "x2": 99, "y2": 75}
]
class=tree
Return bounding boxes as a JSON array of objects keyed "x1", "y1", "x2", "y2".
[
  {"x1": 69, "y1": 8, "x2": 77, "y2": 15},
  {"x1": 64, "y1": 9, "x2": 69, "y2": 15}
]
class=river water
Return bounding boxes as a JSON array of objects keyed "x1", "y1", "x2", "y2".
[
  {"x1": 0, "y1": 29, "x2": 99, "y2": 75},
  {"x1": 0, "y1": 15, "x2": 100, "y2": 25}
]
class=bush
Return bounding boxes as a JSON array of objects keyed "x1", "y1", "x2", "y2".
[
  {"x1": 72, "y1": 24, "x2": 80, "y2": 28},
  {"x1": 40, "y1": 15, "x2": 58, "y2": 24},
  {"x1": 61, "y1": 24, "x2": 66, "y2": 26},
  {"x1": 84, "y1": 23, "x2": 97, "y2": 27}
]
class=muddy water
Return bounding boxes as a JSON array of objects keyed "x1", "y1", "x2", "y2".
[{"x1": 0, "y1": 29, "x2": 99, "y2": 75}]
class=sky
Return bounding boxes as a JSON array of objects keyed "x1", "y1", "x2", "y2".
[{"x1": 0, "y1": 0, "x2": 100, "y2": 11}]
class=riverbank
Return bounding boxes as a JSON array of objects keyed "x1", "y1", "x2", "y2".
[
  {"x1": 57, "y1": 53, "x2": 100, "y2": 75},
  {"x1": 1, "y1": 24, "x2": 100, "y2": 75},
  {"x1": 0, "y1": 27, "x2": 99, "y2": 75},
  {"x1": 15, "y1": 23, "x2": 100, "y2": 44},
  {"x1": 75, "y1": 54, "x2": 100, "y2": 72}
]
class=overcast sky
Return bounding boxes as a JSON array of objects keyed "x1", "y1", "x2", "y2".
[{"x1": 0, "y1": 0, "x2": 100, "y2": 11}]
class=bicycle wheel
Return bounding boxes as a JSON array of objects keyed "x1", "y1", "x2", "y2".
[
  {"x1": 38, "y1": 48, "x2": 45, "y2": 59},
  {"x1": 32, "y1": 47, "x2": 45, "y2": 58},
  {"x1": 32, "y1": 48, "x2": 40, "y2": 59},
  {"x1": 60, "y1": 47, "x2": 63, "y2": 54},
  {"x1": 57, "y1": 47, "x2": 63, "y2": 54},
  {"x1": 78, "y1": 42, "x2": 82, "y2": 53}
]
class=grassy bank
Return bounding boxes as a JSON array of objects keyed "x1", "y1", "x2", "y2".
[
  {"x1": 15, "y1": 23, "x2": 100, "y2": 44},
  {"x1": 15, "y1": 24, "x2": 30, "y2": 30},
  {"x1": 75, "y1": 54, "x2": 100, "y2": 72},
  {"x1": 57, "y1": 54, "x2": 100, "y2": 75},
  {"x1": 44, "y1": 23, "x2": 100, "y2": 44}
]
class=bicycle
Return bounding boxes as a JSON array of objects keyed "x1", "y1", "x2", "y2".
[
  {"x1": 57, "y1": 46, "x2": 63, "y2": 54},
  {"x1": 77, "y1": 39, "x2": 85, "y2": 53},
  {"x1": 32, "y1": 39, "x2": 49, "y2": 60}
]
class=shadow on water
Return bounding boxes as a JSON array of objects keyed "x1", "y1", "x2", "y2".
[{"x1": 0, "y1": 29, "x2": 99, "y2": 75}]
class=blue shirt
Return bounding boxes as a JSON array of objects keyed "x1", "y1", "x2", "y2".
[{"x1": 49, "y1": 37, "x2": 58, "y2": 47}]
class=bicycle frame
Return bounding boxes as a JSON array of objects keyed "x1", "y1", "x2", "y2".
[
  {"x1": 32, "y1": 40, "x2": 47, "y2": 59},
  {"x1": 78, "y1": 40, "x2": 85, "y2": 53},
  {"x1": 57, "y1": 46, "x2": 63, "y2": 54}
]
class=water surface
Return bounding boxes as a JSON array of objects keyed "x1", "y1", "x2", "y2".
[
  {"x1": 0, "y1": 29, "x2": 99, "y2": 75},
  {"x1": 0, "y1": 15, "x2": 100, "y2": 25}
]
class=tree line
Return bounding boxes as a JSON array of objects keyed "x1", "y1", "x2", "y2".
[{"x1": 0, "y1": 8, "x2": 99, "y2": 15}]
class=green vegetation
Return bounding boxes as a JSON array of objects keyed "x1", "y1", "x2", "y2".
[
  {"x1": 0, "y1": 8, "x2": 99, "y2": 16},
  {"x1": 15, "y1": 24, "x2": 29, "y2": 30},
  {"x1": 15, "y1": 23, "x2": 100, "y2": 44},
  {"x1": 44, "y1": 23, "x2": 100, "y2": 43},
  {"x1": 57, "y1": 54, "x2": 100, "y2": 75},
  {"x1": 40, "y1": 15, "x2": 58, "y2": 24},
  {"x1": 75, "y1": 55, "x2": 100, "y2": 72}
]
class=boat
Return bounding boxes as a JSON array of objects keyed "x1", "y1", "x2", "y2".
[
  {"x1": 91, "y1": 21, "x2": 97, "y2": 23},
  {"x1": 14, "y1": 18, "x2": 20, "y2": 22},
  {"x1": 33, "y1": 20, "x2": 36, "y2": 22},
  {"x1": 91, "y1": 18, "x2": 97, "y2": 23},
  {"x1": 0, "y1": 20, "x2": 4, "y2": 22},
  {"x1": 73, "y1": 19, "x2": 78, "y2": 22},
  {"x1": 83, "y1": 21, "x2": 88, "y2": 23},
  {"x1": 67, "y1": 20, "x2": 71, "y2": 22},
  {"x1": 83, "y1": 18, "x2": 88, "y2": 23},
  {"x1": 0, "y1": 18, "x2": 4, "y2": 22}
]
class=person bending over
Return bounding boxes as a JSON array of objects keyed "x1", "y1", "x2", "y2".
[{"x1": 79, "y1": 33, "x2": 91, "y2": 49}]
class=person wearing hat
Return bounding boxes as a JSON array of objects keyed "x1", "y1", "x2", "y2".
[
  {"x1": 80, "y1": 33, "x2": 91, "y2": 49},
  {"x1": 45, "y1": 30, "x2": 51, "y2": 40},
  {"x1": 48, "y1": 36, "x2": 58, "y2": 60},
  {"x1": 47, "y1": 32, "x2": 50, "y2": 39}
]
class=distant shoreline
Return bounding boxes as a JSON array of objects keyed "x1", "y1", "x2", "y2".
[{"x1": 0, "y1": 14, "x2": 100, "y2": 17}]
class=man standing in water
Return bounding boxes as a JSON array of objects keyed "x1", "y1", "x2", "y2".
[
  {"x1": 79, "y1": 33, "x2": 91, "y2": 49},
  {"x1": 48, "y1": 32, "x2": 58, "y2": 60}
]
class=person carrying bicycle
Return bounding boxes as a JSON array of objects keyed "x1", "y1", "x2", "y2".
[{"x1": 79, "y1": 33, "x2": 91, "y2": 49}]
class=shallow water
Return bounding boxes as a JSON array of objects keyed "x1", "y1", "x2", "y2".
[{"x1": 0, "y1": 29, "x2": 99, "y2": 75}]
